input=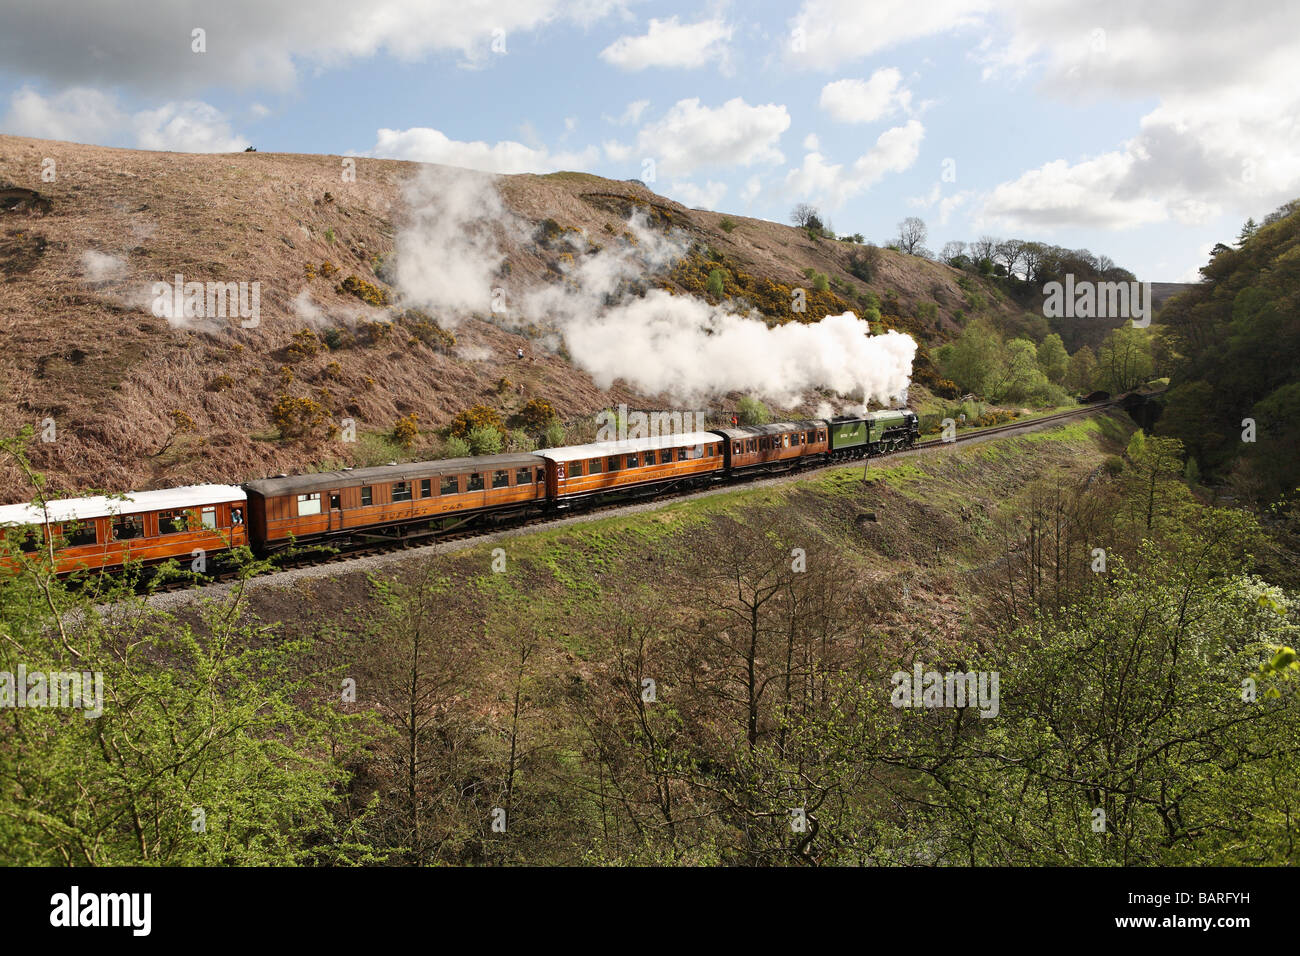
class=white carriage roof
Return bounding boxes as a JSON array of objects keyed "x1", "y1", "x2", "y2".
[
  {"x1": 0, "y1": 485, "x2": 247, "y2": 527},
  {"x1": 536, "y1": 431, "x2": 723, "y2": 462}
]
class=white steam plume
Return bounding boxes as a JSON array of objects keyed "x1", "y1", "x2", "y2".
[{"x1": 391, "y1": 164, "x2": 915, "y2": 407}]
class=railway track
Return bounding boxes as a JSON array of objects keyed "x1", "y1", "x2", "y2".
[{"x1": 129, "y1": 400, "x2": 1119, "y2": 599}]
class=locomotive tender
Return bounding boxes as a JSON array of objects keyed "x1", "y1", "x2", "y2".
[{"x1": 1, "y1": 409, "x2": 919, "y2": 574}]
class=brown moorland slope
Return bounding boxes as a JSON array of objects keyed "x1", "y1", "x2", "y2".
[{"x1": 0, "y1": 135, "x2": 1023, "y2": 501}]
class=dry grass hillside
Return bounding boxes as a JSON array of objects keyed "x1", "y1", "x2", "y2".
[{"x1": 0, "y1": 134, "x2": 1024, "y2": 501}]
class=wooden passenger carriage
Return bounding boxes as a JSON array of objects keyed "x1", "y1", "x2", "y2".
[
  {"x1": 537, "y1": 431, "x2": 725, "y2": 503},
  {"x1": 713, "y1": 420, "x2": 829, "y2": 473},
  {"x1": 0, "y1": 485, "x2": 248, "y2": 575},
  {"x1": 243, "y1": 454, "x2": 548, "y2": 548}
]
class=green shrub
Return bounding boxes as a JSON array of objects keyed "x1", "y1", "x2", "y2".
[
  {"x1": 466, "y1": 425, "x2": 502, "y2": 456},
  {"x1": 540, "y1": 422, "x2": 566, "y2": 449},
  {"x1": 707, "y1": 268, "x2": 727, "y2": 297},
  {"x1": 736, "y1": 396, "x2": 772, "y2": 426},
  {"x1": 443, "y1": 436, "x2": 471, "y2": 459}
]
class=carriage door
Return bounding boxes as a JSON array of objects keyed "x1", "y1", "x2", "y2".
[{"x1": 328, "y1": 492, "x2": 342, "y2": 530}]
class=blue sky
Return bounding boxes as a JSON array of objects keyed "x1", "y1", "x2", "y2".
[{"x1": 2, "y1": 0, "x2": 1297, "y2": 281}]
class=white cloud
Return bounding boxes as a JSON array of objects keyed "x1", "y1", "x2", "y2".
[
  {"x1": 819, "y1": 69, "x2": 912, "y2": 123},
  {"x1": 367, "y1": 126, "x2": 598, "y2": 174},
  {"x1": 600, "y1": 16, "x2": 732, "y2": 70},
  {"x1": 787, "y1": 0, "x2": 989, "y2": 70},
  {"x1": 785, "y1": 119, "x2": 924, "y2": 206},
  {"x1": 636, "y1": 97, "x2": 790, "y2": 177},
  {"x1": 3, "y1": 86, "x2": 247, "y2": 152},
  {"x1": 740, "y1": 175, "x2": 762, "y2": 204},
  {"x1": 0, "y1": 0, "x2": 628, "y2": 93},
  {"x1": 670, "y1": 180, "x2": 728, "y2": 210},
  {"x1": 803, "y1": 133, "x2": 819, "y2": 151},
  {"x1": 602, "y1": 139, "x2": 632, "y2": 162},
  {"x1": 972, "y1": 0, "x2": 1300, "y2": 229},
  {"x1": 606, "y1": 99, "x2": 650, "y2": 125},
  {"x1": 132, "y1": 102, "x2": 250, "y2": 153}
]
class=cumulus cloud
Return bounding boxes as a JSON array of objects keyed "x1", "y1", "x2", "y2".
[
  {"x1": 670, "y1": 180, "x2": 728, "y2": 210},
  {"x1": 3, "y1": 86, "x2": 248, "y2": 151},
  {"x1": 974, "y1": 0, "x2": 1300, "y2": 229},
  {"x1": 787, "y1": 0, "x2": 989, "y2": 70},
  {"x1": 366, "y1": 127, "x2": 599, "y2": 174},
  {"x1": 636, "y1": 97, "x2": 790, "y2": 177},
  {"x1": 599, "y1": 16, "x2": 732, "y2": 71},
  {"x1": 608, "y1": 99, "x2": 650, "y2": 125},
  {"x1": 0, "y1": 0, "x2": 626, "y2": 94},
  {"x1": 785, "y1": 119, "x2": 924, "y2": 206},
  {"x1": 819, "y1": 69, "x2": 913, "y2": 123}
]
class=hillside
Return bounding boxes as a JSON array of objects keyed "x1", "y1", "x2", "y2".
[
  {"x1": 0, "y1": 134, "x2": 1029, "y2": 502},
  {"x1": 1155, "y1": 197, "x2": 1300, "y2": 503}
]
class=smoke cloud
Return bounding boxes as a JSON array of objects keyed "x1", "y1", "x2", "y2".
[{"x1": 391, "y1": 164, "x2": 916, "y2": 408}]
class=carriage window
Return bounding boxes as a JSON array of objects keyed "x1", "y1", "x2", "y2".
[
  {"x1": 14, "y1": 528, "x2": 41, "y2": 552},
  {"x1": 589, "y1": 458, "x2": 602, "y2": 474},
  {"x1": 440, "y1": 475, "x2": 459, "y2": 495},
  {"x1": 468, "y1": 473, "x2": 484, "y2": 492},
  {"x1": 747, "y1": 440, "x2": 756, "y2": 453},
  {"x1": 627, "y1": 453, "x2": 639, "y2": 468},
  {"x1": 61, "y1": 522, "x2": 98, "y2": 547},
  {"x1": 492, "y1": 470, "x2": 509, "y2": 489},
  {"x1": 329, "y1": 494, "x2": 341, "y2": 510},
  {"x1": 690, "y1": 445, "x2": 703, "y2": 459},
  {"x1": 159, "y1": 509, "x2": 190, "y2": 533},
  {"x1": 536, "y1": 468, "x2": 545, "y2": 483},
  {"x1": 360, "y1": 486, "x2": 373, "y2": 506},
  {"x1": 569, "y1": 460, "x2": 583, "y2": 478},
  {"x1": 296, "y1": 494, "x2": 322, "y2": 516},
  {"x1": 659, "y1": 449, "x2": 671, "y2": 464},
  {"x1": 200, "y1": 507, "x2": 217, "y2": 530},
  {"x1": 232, "y1": 507, "x2": 244, "y2": 526},
  {"x1": 608, "y1": 456, "x2": 621, "y2": 471},
  {"x1": 516, "y1": 468, "x2": 532, "y2": 486},
  {"x1": 734, "y1": 441, "x2": 741, "y2": 454},
  {"x1": 392, "y1": 482, "x2": 413, "y2": 503},
  {"x1": 807, "y1": 430, "x2": 816, "y2": 444},
  {"x1": 421, "y1": 479, "x2": 432, "y2": 498},
  {"x1": 113, "y1": 515, "x2": 144, "y2": 540}
]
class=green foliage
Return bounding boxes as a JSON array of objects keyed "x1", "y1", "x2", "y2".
[
  {"x1": 1065, "y1": 344, "x2": 1097, "y2": 392},
  {"x1": 442, "y1": 435, "x2": 471, "y2": 458},
  {"x1": 736, "y1": 396, "x2": 772, "y2": 426},
  {"x1": 1155, "y1": 198, "x2": 1300, "y2": 501},
  {"x1": 466, "y1": 425, "x2": 502, "y2": 456},
  {"x1": 719, "y1": 217, "x2": 737, "y2": 233},
  {"x1": 707, "y1": 268, "x2": 727, "y2": 297},
  {"x1": 540, "y1": 421, "x2": 566, "y2": 449},
  {"x1": 1094, "y1": 325, "x2": 1154, "y2": 393},
  {"x1": 1036, "y1": 333, "x2": 1069, "y2": 385}
]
